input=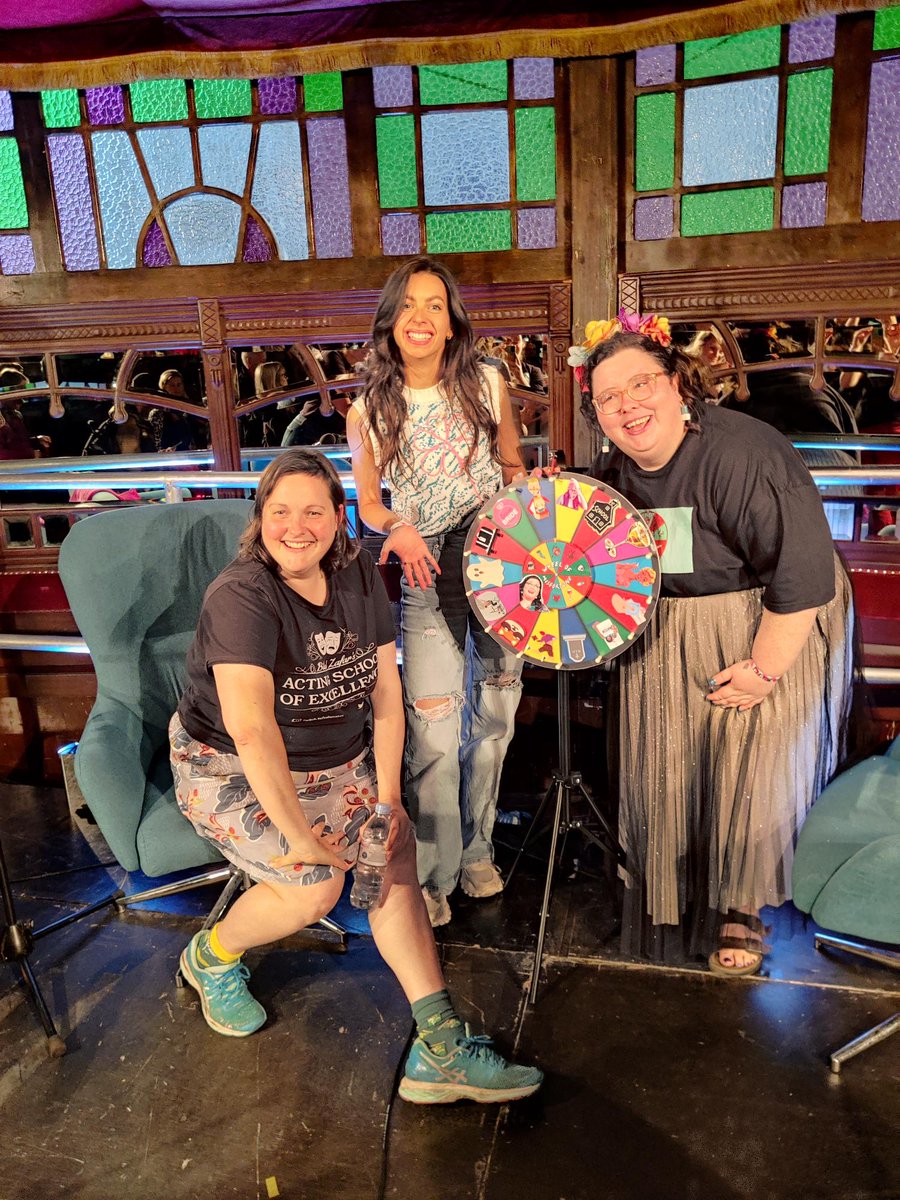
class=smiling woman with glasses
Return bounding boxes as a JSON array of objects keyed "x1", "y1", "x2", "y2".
[{"x1": 572, "y1": 315, "x2": 854, "y2": 980}]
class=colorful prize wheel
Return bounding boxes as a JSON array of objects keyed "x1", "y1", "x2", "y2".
[{"x1": 463, "y1": 472, "x2": 661, "y2": 669}]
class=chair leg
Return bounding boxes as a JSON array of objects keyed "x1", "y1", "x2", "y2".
[{"x1": 814, "y1": 934, "x2": 900, "y2": 1072}]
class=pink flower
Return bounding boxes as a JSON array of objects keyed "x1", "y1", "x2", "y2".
[{"x1": 617, "y1": 308, "x2": 643, "y2": 334}]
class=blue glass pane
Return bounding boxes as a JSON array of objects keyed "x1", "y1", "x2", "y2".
[
  {"x1": 250, "y1": 122, "x2": 309, "y2": 260},
  {"x1": 682, "y1": 77, "x2": 778, "y2": 187},
  {"x1": 0, "y1": 92, "x2": 12, "y2": 132},
  {"x1": 92, "y1": 131, "x2": 152, "y2": 269},
  {"x1": 421, "y1": 110, "x2": 510, "y2": 206},
  {"x1": 136, "y1": 127, "x2": 194, "y2": 200},
  {"x1": 164, "y1": 193, "x2": 242, "y2": 265},
  {"x1": 198, "y1": 124, "x2": 252, "y2": 196}
]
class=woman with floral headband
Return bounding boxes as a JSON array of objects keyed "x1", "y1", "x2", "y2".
[{"x1": 571, "y1": 312, "x2": 853, "y2": 975}]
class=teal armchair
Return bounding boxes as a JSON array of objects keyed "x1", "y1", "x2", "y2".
[{"x1": 793, "y1": 734, "x2": 900, "y2": 1071}]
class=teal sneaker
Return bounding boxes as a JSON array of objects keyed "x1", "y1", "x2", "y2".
[
  {"x1": 398, "y1": 1023, "x2": 543, "y2": 1104},
  {"x1": 179, "y1": 932, "x2": 267, "y2": 1037}
]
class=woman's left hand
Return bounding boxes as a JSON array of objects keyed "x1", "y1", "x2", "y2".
[
  {"x1": 379, "y1": 803, "x2": 414, "y2": 860},
  {"x1": 706, "y1": 661, "x2": 776, "y2": 711}
]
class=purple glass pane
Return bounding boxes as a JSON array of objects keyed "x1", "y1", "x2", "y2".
[
  {"x1": 306, "y1": 117, "x2": 352, "y2": 258},
  {"x1": 0, "y1": 91, "x2": 12, "y2": 132},
  {"x1": 788, "y1": 16, "x2": 836, "y2": 63},
  {"x1": 47, "y1": 134, "x2": 100, "y2": 271},
  {"x1": 258, "y1": 77, "x2": 297, "y2": 115},
  {"x1": 863, "y1": 58, "x2": 900, "y2": 223},
  {"x1": 513, "y1": 58, "x2": 554, "y2": 100},
  {"x1": 242, "y1": 214, "x2": 272, "y2": 262},
  {"x1": 372, "y1": 66, "x2": 413, "y2": 108},
  {"x1": 142, "y1": 218, "x2": 171, "y2": 266},
  {"x1": 781, "y1": 181, "x2": 826, "y2": 228},
  {"x1": 85, "y1": 86, "x2": 125, "y2": 126},
  {"x1": 0, "y1": 234, "x2": 35, "y2": 274},
  {"x1": 634, "y1": 195, "x2": 674, "y2": 240},
  {"x1": 635, "y1": 45, "x2": 677, "y2": 87},
  {"x1": 517, "y1": 207, "x2": 556, "y2": 249},
  {"x1": 381, "y1": 212, "x2": 420, "y2": 256}
]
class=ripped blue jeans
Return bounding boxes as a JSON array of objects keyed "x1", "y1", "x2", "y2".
[{"x1": 401, "y1": 527, "x2": 523, "y2": 896}]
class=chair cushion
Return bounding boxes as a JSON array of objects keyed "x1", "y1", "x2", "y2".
[
  {"x1": 137, "y1": 748, "x2": 224, "y2": 878},
  {"x1": 810, "y1": 834, "x2": 900, "y2": 944},
  {"x1": 792, "y1": 756, "x2": 900, "y2": 914}
]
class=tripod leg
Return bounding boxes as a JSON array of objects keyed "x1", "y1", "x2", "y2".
[
  {"x1": 18, "y1": 958, "x2": 67, "y2": 1057},
  {"x1": 506, "y1": 776, "x2": 559, "y2": 887},
  {"x1": 574, "y1": 779, "x2": 626, "y2": 867},
  {"x1": 528, "y1": 778, "x2": 566, "y2": 1006}
]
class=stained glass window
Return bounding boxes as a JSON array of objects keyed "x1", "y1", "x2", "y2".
[
  {"x1": 632, "y1": 20, "x2": 837, "y2": 240},
  {"x1": 0, "y1": 93, "x2": 34, "y2": 274},
  {"x1": 873, "y1": 5, "x2": 900, "y2": 50},
  {"x1": 373, "y1": 58, "x2": 557, "y2": 255},
  {"x1": 862, "y1": 56, "x2": 900, "y2": 223},
  {"x1": 40, "y1": 75, "x2": 353, "y2": 269}
]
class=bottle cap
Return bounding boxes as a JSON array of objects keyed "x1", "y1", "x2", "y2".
[{"x1": 374, "y1": 802, "x2": 393, "y2": 815}]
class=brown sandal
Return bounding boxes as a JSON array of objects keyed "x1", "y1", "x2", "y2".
[{"x1": 708, "y1": 910, "x2": 771, "y2": 978}]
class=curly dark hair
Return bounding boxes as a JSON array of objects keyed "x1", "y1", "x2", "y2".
[
  {"x1": 239, "y1": 448, "x2": 358, "y2": 576},
  {"x1": 577, "y1": 331, "x2": 714, "y2": 432},
  {"x1": 360, "y1": 256, "x2": 503, "y2": 479}
]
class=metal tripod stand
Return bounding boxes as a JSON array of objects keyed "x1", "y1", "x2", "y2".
[
  {"x1": 0, "y1": 834, "x2": 124, "y2": 1057},
  {"x1": 506, "y1": 669, "x2": 623, "y2": 1004}
]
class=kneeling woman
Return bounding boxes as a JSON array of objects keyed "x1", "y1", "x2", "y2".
[{"x1": 169, "y1": 450, "x2": 541, "y2": 1104}]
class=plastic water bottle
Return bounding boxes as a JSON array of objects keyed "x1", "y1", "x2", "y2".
[{"x1": 349, "y1": 803, "x2": 393, "y2": 910}]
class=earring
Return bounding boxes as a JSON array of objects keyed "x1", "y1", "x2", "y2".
[
  {"x1": 680, "y1": 402, "x2": 691, "y2": 423},
  {"x1": 601, "y1": 434, "x2": 610, "y2": 454}
]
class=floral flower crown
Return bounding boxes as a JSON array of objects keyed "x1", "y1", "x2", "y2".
[{"x1": 567, "y1": 309, "x2": 672, "y2": 389}]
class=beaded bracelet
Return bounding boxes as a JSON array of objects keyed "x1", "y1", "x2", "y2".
[{"x1": 747, "y1": 658, "x2": 781, "y2": 684}]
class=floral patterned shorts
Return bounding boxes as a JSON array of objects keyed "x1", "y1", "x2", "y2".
[{"x1": 169, "y1": 713, "x2": 377, "y2": 887}]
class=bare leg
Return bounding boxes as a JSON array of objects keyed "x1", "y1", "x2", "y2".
[
  {"x1": 368, "y1": 834, "x2": 446, "y2": 1004},
  {"x1": 215, "y1": 874, "x2": 345, "y2": 956}
]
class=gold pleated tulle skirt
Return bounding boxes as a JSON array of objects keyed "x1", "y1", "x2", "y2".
[{"x1": 611, "y1": 558, "x2": 854, "y2": 962}]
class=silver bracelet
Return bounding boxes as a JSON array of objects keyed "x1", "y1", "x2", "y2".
[{"x1": 388, "y1": 519, "x2": 414, "y2": 534}]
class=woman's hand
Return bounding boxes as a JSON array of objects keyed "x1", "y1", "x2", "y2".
[
  {"x1": 269, "y1": 825, "x2": 351, "y2": 873},
  {"x1": 706, "y1": 661, "x2": 776, "y2": 712},
  {"x1": 380, "y1": 522, "x2": 440, "y2": 590},
  {"x1": 381, "y1": 803, "x2": 414, "y2": 859}
]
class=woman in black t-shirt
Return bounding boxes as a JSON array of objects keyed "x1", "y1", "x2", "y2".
[
  {"x1": 571, "y1": 319, "x2": 853, "y2": 976},
  {"x1": 169, "y1": 449, "x2": 541, "y2": 1104}
]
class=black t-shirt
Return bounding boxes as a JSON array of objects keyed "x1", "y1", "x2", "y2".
[
  {"x1": 178, "y1": 549, "x2": 396, "y2": 769},
  {"x1": 592, "y1": 403, "x2": 836, "y2": 613}
]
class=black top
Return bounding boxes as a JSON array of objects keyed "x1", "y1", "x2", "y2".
[
  {"x1": 178, "y1": 549, "x2": 396, "y2": 770},
  {"x1": 592, "y1": 403, "x2": 836, "y2": 613}
]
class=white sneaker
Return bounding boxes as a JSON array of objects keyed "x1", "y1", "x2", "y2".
[
  {"x1": 421, "y1": 886, "x2": 451, "y2": 927},
  {"x1": 460, "y1": 861, "x2": 504, "y2": 898}
]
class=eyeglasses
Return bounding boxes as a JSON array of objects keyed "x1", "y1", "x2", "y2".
[{"x1": 592, "y1": 372, "x2": 667, "y2": 415}]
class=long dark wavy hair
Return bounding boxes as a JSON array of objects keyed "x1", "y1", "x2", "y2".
[
  {"x1": 360, "y1": 256, "x2": 502, "y2": 479},
  {"x1": 578, "y1": 331, "x2": 713, "y2": 434},
  {"x1": 239, "y1": 448, "x2": 358, "y2": 576}
]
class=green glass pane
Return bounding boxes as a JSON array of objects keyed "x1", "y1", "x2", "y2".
[
  {"x1": 41, "y1": 89, "x2": 81, "y2": 129},
  {"x1": 681, "y1": 186, "x2": 774, "y2": 236},
  {"x1": 130, "y1": 80, "x2": 189, "y2": 123},
  {"x1": 304, "y1": 73, "x2": 343, "y2": 112},
  {"x1": 194, "y1": 79, "x2": 252, "y2": 119},
  {"x1": 0, "y1": 139, "x2": 28, "y2": 228},
  {"x1": 419, "y1": 61, "x2": 507, "y2": 106},
  {"x1": 425, "y1": 210, "x2": 511, "y2": 253},
  {"x1": 634, "y1": 92, "x2": 675, "y2": 191},
  {"x1": 874, "y1": 6, "x2": 900, "y2": 50},
  {"x1": 376, "y1": 114, "x2": 418, "y2": 208},
  {"x1": 684, "y1": 28, "x2": 781, "y2": 79},
  {"x1": 515, "y1": 107, "x2": 555, "y2": 201},
  {"x1": 784, "y1": 69, "x2": 832, "y2": 176}
]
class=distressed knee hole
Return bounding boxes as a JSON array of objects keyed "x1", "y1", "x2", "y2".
[
  {"x1": 413, "y1": 694, "x2": 460, "y2": 722},
  {"x1": 484, "y1": 672, "x2": 521, "y2": 690}
]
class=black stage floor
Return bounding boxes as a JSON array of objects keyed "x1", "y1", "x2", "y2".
[{"x1": 0, "y1": 781, "x2": 898, "y2": 1200}]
